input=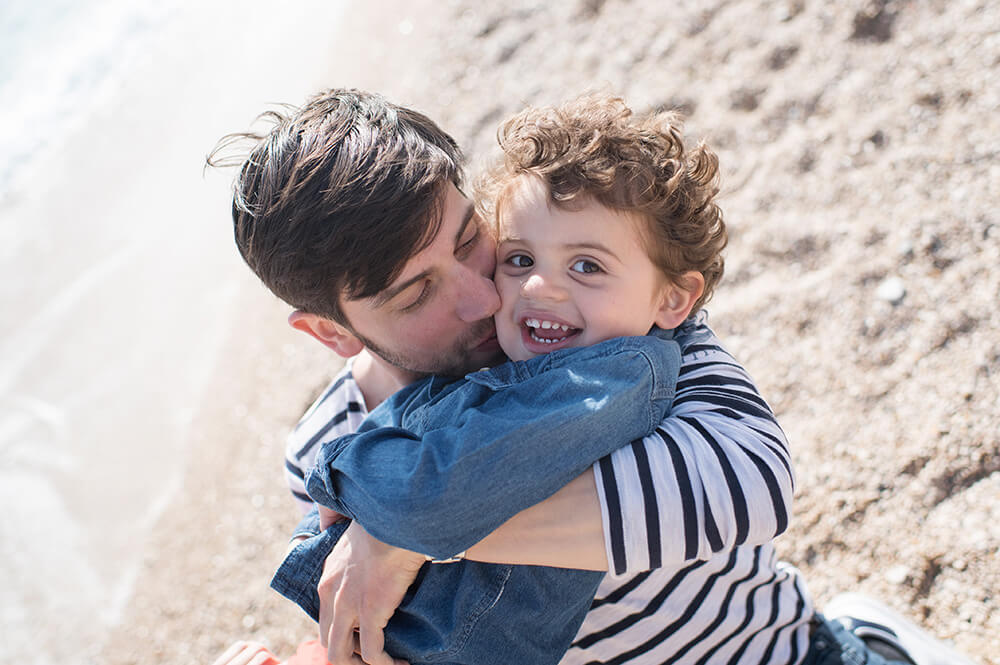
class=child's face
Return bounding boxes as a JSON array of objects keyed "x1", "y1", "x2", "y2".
[{"x1": 494, "y1": 176, "x2": 678, "y2": 362}]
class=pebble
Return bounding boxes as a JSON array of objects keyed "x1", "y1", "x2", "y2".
[
  {"x1": 877, "y1": 276, "x2": 907, "y2": 305},
  {"x1": 887, "y1": 565, "x2": 910, "y2": 585}
]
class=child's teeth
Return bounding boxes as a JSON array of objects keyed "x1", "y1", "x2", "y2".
[{"x1": 525, "y1": 319, "x2": 575, "y2": 335}]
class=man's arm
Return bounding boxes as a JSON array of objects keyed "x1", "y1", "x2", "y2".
[
  {"x1": 465, "y1": 469, "x2": 607, "y2": 569},
  {"x1": 591, "y1": 326, "x2": 795, "y2": 576}
]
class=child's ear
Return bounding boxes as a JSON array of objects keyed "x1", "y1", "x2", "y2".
[
  {"x1": 288, "y1": 310, "x2": 365, "y2": 358},
  {"x1": 654, "y1": 271, "x2": 705, "y2": 330}
]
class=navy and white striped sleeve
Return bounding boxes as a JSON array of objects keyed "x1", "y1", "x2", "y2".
[
  {"x1": 284, "y1": 362, "x2": 368, "y2": 515},
  {"x1": 594, "y1": 327, "x2": 795, "y2": 576}
]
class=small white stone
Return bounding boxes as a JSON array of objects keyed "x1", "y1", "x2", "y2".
[
  {"x1": 886, "y1": 564, "x2": 909, "y2": 585},
  {"x1": 877, "y1": 276, "x2": 906, "y2": 305}
]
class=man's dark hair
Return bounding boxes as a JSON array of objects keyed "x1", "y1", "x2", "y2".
[{"x1": 208, "y1": 88, "x2": 464, "y2": 324}]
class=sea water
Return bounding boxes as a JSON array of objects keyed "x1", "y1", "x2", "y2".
[{"x1": 0, "y1": 1, "x2": 347, "y2": 661}]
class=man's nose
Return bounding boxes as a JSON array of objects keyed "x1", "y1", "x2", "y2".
[{"x1": 454, "y1": 268, "x2": 501, "y2": 322}]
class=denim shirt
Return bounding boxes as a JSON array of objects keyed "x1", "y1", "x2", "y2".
[{"x1": 272, "y1": 329, "x2": 682, "y2": 665}]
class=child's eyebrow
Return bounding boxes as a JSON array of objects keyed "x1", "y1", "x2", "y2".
[{"x1": 564, "y1": 241, "x2": 617, "y2": 255}]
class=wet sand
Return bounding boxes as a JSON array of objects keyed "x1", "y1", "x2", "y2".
[{"x1": 102, "y1": 2, "x2": 998, "y2": 663}]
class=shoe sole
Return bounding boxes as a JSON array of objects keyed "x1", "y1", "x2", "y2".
[{"x1": 824, "y1": 593, "x2": 979, "y2": 665}]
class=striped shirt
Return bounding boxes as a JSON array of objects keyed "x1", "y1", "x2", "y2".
[{"x1": 285, "y1": 316, "x2": 814, "y2": 665}]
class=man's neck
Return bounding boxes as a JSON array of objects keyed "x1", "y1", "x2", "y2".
[{"x1": 350, "y1": 349, "x2": 422, "y2": 410}]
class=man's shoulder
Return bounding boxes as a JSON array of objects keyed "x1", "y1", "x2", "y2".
[
  {"x1": 675, "y1": 311, "x2": 734, "y2": 363},
  {"x1": 286, "y1": 360, "x2": 369, "y2": 464},
  {"x1": 296, "y1": 360, "x2": 366, "y2": 423},
  {"x1": 667, "y1": 312, "x2": 780, "y2": 424},
  {"x1": 673, "y1": 312, "x2": 762, "y2": 392}
]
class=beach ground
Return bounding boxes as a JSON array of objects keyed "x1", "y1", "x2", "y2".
[{"x1": 102, "y1": 2, "x2": 998, "y2": 663}]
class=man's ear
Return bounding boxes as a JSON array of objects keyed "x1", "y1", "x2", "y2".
[
  {"x1": 654, "y1": 271, "x2": 705, "y2": 330},
  {"x1": 287, "y1": 310, "x2": 365, "y2": 358}
]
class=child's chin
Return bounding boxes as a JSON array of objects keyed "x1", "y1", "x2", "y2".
[{"x1": 507, "y1": 348, "x2": 538, "y2": 362}]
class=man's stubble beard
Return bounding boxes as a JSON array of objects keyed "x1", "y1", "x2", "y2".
[{"x1": 354, "y1": 319, "x2": 501, "y2": 379}]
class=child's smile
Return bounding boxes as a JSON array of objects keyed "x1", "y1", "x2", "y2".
[
  {"x1": 520, "y1": 316, "x2": 582, "y2": 352},
  {"x1": 493, "y1": 175, "x2": 684, "y2": 362}
]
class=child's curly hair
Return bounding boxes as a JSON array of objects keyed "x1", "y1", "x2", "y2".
[{"x1": 476, "y1": 95, "x2": 727, "y2": 313}]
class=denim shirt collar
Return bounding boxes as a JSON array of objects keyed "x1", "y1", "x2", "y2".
[{"x1": 465, "y1": 326, "x2": 676, "y2": 389}]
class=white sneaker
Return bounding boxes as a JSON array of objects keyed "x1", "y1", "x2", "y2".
[{"x1": 824, "y1": 593, "x2": 979, "y2": 665}]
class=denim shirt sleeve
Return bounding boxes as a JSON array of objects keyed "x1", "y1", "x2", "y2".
[
  {"x1": 289, "y1": 506, "x2": 322, "y2": 541},
  {"x1": 271, "y1": 520, "x2": 350, "y2": 620},
  {"x1": 306, "y1": 331, "x2": 682, "y2": 559}
]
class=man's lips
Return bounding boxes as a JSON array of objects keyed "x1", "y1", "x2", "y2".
[{"x1": 474, "y1": 331, "x2": 500, "y2": 351}]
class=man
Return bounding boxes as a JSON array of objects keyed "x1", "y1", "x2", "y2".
[
  {"x1": 214, "y1": 88, "x2": 972, "y2": 665},
  {"x1": 221, "y1": 88, "x2": 613, "y2": 665}
]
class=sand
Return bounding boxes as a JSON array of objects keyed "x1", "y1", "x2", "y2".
[{"x1": 101, "y1": 1, "x2": 999, "y2": 663}]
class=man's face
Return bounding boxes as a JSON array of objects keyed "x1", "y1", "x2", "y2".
[{"x1": 340, "y1": 184, "x2": 504, "y2": 378}]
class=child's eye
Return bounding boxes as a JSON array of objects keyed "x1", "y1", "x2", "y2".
[
  {"x1": 570, "y1": 259, "x2": 601, "y2": 274},
  {"x1": 506, "y1": 254, "x2": 534, "y2": 268}
]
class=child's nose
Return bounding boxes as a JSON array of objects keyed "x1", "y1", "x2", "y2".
[{"x1": 521, "y1": 273, "x2": 566, "y2": 301}]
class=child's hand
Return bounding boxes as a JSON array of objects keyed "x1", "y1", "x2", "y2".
[
  {"x1": 318, "y1": 505, "x2": 347, "y2": 530},
  {"x1": 210, "y1": 640, "x2": 280, "y2": 665}
]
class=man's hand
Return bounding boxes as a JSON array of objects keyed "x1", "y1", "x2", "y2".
[
  {"x1": 319, "y1": 505, "x2": 347, "y2": 530},
  {"x1": 318, "y1": 520, "x2": 424, "y2": 665}
]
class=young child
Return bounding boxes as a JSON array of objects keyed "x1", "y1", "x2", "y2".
[{"x1": 274, "y1": 97, "x2": 966, "y2": 665}]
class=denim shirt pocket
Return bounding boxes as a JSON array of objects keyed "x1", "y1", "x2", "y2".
[
  {"x1": 395, "y1": 563, "x2": 601, "y2": 665},
  {"x1": 383, "y1": 562, "x2": 515, "y2": 664}
]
